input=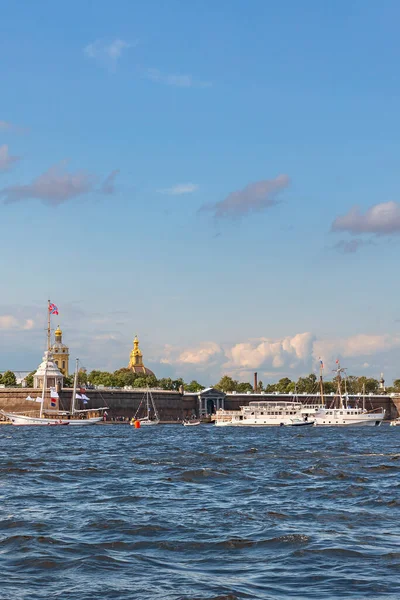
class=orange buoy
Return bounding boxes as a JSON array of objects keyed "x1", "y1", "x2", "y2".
[{"x1": 134, "y1": 420, "x2": 141, "y2": 429}]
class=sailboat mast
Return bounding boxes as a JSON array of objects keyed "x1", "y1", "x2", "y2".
[
  {"x1": 146, "y1": 388, "x2": 151, "y2": 417},
  {"x1": 335, "y1": 361, "x2": 344, "y2": 409},
  {"x1": 362, "y1": 383, "x2": 366, "y2": 411},
  {"x1": 40, "y1": 356, "x2": 48, "y2": 418},
  {"x1": 71, "y1": 358, "x2": 79, "y2": 416},
  {"x1": 47, "y1": 299, "x2": 51, "y2": 351},
  {"x1": 319, "y1": 363, "x2": 325, "y2": 407}
]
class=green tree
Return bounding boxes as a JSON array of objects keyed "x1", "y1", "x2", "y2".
[
  {"x1": 392, "y1": 379, "x2": 400, "y2": 391},
  {"x1": 134, "y1": 377, "x2": 147, "y2": 388},
  {"x1": 265, "y1": 383, "x2": 277, "y2": 393},
  {"x1": 3, "y1": 371, "x2": 17, "y2": 387},
  {"x1": 276, "y1": 377, "x2": 293, "y2": 393},
  {"x1": 63, "y1": 375, "x2": 74, "y2": 387},
  {"x1": 157, "y1": 377, "x2": 174, "y2": 390},
  {"x1": 237, "y1": 382, "x2": 254, "y2": 393},
  {"x1": 113, "y1": 368, "x2": 137, "y2": 388},
  {"x1": 0, "y1": 373, "x2": 2, "y2": 385},
  {"x1": 184, "y1": 380, "x2": 204, "y2": 392},
  {"x1": 258, "y1": 381, "x2": 264, "y2": 392},
  {"x1": 296, "y1": 373, "x2": 317, "y2": 394},
  {"x1": 356, "y1": 376, "x2": 379, "y2": 394},
  {"x1": 87, "y1": 370, "x2": 116, "y2": 387},
  {"x1": 24, "y1": 371, "x2": 35, "y2": 387},
  {"x1": 215, "y1": 375, "x2": 238, "y2": 392},
  {"x1": 172, "y1": 378, "x2": 184, "y2": 391},
  {"x1": 78, "y1": 370, "x2": 88, "y2": 386}
]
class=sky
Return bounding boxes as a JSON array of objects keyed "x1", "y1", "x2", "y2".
[{"x1": 1, "y1": 0, "x2": 400, "y2": 385}]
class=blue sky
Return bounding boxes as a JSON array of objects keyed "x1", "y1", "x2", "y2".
[{"x1": 2, "y1": 0, "x2": 400, "y2": 385}]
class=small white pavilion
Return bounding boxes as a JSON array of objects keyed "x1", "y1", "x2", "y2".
[{"x1": 33, "y1": 350, "x2": 64, "y2": 390}]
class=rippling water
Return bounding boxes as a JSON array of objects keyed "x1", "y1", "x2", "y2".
[{"x1": 1, "y1": 425, "x2": 400, "y2": 599}]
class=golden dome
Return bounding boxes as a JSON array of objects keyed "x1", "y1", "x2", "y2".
[{"x1": 55, "y1": 325, "x2": 62, "y2": 337}]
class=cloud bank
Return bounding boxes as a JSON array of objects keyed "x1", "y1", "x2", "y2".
[
  {"x1": 332, "y1": 201, "x2": 400, "y2": 236},
  {"x1": 202, "y1": 175, "x2": 290, "y2": 219}
]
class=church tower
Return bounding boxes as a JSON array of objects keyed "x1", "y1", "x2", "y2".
[
  {"x1": 51, "y1": 325, "x2": 70, "y2": 376},
  {"x1": 128, "y1": 335, "x2": 155, "y2": 376}
]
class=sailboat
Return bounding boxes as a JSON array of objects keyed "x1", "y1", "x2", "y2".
[
  {"x1": 0, "y1": 301, "x2": 107, "y2": 426},
  {"x1": 65, "y1": 358, "x2": 107, "y2": 426},
  {"x1": 313, "y1": 361, "x2": 385, "y2": 426},
  {"x1": 132, "y1": 387, "x2": 160, "y2": 425}
]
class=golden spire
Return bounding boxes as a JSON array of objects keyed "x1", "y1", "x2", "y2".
[
  {"x1": 55, "y1": 325, "x2": 62, "y2": 340},
  {"x1": 133, "y1": 335, "x2": 142, "y2": 356}
]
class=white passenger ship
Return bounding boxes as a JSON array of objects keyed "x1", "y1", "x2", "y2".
[
  {"x1": 214, "y1": 401, "x2": 315, "y2": 427},
  {"x1": 313, "y1": 361, "x2": 385, "y2": 427}
]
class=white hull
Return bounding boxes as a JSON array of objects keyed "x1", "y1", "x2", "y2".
[
  {"x1": 390, "y1": 419, "x2": 400, "y2": 426},
  {"x1": 314, "y1": 408, "x2": 384, "y2": 427},
  {"x1": 215, "y1": 401, "x2": 312, "y2": 427},
  {"x1": 1, "y1": 411, "x2": 102, "y2": 426},
  {"x1": 183, "y1": 421, "x2": 201, "y2": 426},
  {"x1": 138, "y1": 419, "x2": 160, "y2": 426}
]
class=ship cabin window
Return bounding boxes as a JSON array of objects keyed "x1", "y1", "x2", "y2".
[
  {"x1": 260, "y1": 412, "x2": 264, "y2": 415},
  {"x1": 251, "y1": 412, "x2": 254, "y2": 415}
]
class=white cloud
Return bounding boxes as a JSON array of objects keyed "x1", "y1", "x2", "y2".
[
  {"x1": 0, "y1": 144, "x2": 20, "y2": 172},
  {"x1": 178, "y1": 342, "x2": 221, "y2": 364},
  {"x1": 0, "y1": 315, "x2": 34, "y2": 330},
  {"x1": 161, "y1": 342, "x2": 221, "y2": 366},
  {"x1": 159, "y1": 183, "x2": 199, "y2": 195},
  {"x1": 313, "y1": 334, "x2": 400, "y2": 361},
  {"x1": 332, "y1": 201, "x2": 400, "y2": 236},
  {"x1": 84, "y1": 39, "x2": 131, "y2": 68},
  {"x1": 226, "y1": 333, "x2": 315, "y2": 370},
  {"x1": 145, "y1": 68, "x2": 211, "y2": 88}
]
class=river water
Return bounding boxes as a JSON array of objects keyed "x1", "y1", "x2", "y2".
[{"x1": 0, "y1": 425, "x2": 399, "y2": 600}]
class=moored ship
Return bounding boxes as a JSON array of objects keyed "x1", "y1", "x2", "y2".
[{"x1": 214, "y1": 400, "x2": 315, "y2": 427}]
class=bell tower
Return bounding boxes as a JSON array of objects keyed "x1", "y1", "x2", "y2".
[{"x1": 51, "y1": 325, "x2": 70, "y2": 376}]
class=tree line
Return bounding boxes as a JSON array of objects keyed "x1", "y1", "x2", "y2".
[{"x1": 1, "y1": 369, "x2": 400, "y2": 394}]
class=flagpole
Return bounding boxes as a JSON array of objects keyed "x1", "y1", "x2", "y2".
[{"x1": 47, "y1": 299, "x2": 51, "y2": 351}]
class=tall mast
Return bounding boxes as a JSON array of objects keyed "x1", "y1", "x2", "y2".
[
  {"x1": 40, "y1": 354, "x2": 48, "y2": 418},
  {"x1": 319, "y1": 361, "x2": 325, "y2": 407},
  {"x1": 146, "y1": 388, "x2": 151, "y2": 418},
  {"x1": 71, "y1": 358, "x2": 79, "y2": 416},
  {"x1": 362, "y1": 383, "x2": 366, "y2": 412},
  {"x1": 47, "y1": 299, "x2": 51, "y2": 351},
  {"x1": 334, "y1": 361, "x2": 345, "y2": 409}
]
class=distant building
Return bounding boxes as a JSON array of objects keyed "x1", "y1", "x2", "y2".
[
  {"x1": 128, "y1": 335, "x2": 155, "y2": 376},
  {"x1": 33, "y1": 350, "x2": 63, "y2": 390},
  {"x1": 51, "y1": 325, "x2": 69, "y2": 376}
]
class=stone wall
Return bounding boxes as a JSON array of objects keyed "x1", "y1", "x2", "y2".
[
  {"x1": 0, "y1": 388, "x2": 192, "y2": 422},
  {"x1": 0, "y1": 388, "x2": 398, "y2": 421}
]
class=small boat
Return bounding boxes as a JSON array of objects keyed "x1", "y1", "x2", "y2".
[
  {"x1": 131, "y1": 387, "x2": 160, "y2": 426},
  {"x1": 287, "y1": 417, "x2": 315, "y2": 427},
  {"x1": 183, "y1": 420, "x2": 201, "y2": 426},
  {"x1": 390, "y1": 419, "x2": 400, "y2": 426}
]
